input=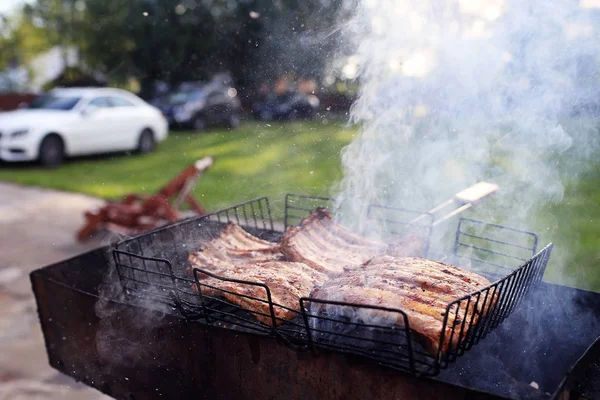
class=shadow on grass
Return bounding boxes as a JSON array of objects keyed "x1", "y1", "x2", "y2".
[{"x1": 0, "y1": 150, "x2": 140, "y2": 170}]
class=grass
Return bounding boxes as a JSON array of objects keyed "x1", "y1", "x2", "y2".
[
  {"x1": 0, "y1": 121, "x2": 356, "y2": 218},
  {"x1": 543, "y1": 166, "x2": 600, "y2": 291},
  {"x1": 0, "y1": 120, "x2": 598, "y2": 291},
  {"x1": 466, "y1": 163, "x2": 600, "y2": 292}
]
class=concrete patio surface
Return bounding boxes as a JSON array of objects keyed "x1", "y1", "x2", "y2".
[{"x1": 0, "y1": 182, "x2": 110, "y2": 400}]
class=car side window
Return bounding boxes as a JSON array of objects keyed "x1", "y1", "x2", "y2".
[
  {"x1": 88, "y1": 97, "x2": 112, "y2": 108},
  {"x1": 109, "y1": 96, "x2": 135, "y2": 107}
]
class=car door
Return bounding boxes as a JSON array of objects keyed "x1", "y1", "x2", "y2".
[
  {"x1": 72, "y1": 96, "x2": 118, "y2": 154},
  {"x1": 107, "y1": 96, "x2": 144, "y2": 150}
]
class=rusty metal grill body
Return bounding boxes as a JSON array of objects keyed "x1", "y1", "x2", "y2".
[
  {"x1": 110, "y1": 195, "x2": 551, "y2": 376},
  {"x1": 30, "y1": 246, "x2": 600, "y2": 400}
]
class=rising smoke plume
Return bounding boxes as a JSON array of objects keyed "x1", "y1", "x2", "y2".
[
  {"x1": 334, "y1": 0, "x2": 599, "y2": 250},
  {"x1": 329, "y1": 3, "x2": 600, "y2": 394}
]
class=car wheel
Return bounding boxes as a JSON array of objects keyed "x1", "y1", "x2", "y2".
[
  {"x1": 193, "y1": 116, "x2": 206, "y2": 131},
  {"x1": 227, "y1": 115, "x2": 241, "y2": 129},
  {"x1": 137, "y1": 129, "x2": 155, "y2": 154},
  {"x1": 39, "y1": 135, "x2": 64, "y2": 167}
]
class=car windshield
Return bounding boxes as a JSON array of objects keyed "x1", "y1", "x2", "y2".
[{"x1": 28, "y1": 95, "x2": 81, "y2": 111}]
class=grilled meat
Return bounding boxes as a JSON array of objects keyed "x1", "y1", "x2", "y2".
[
  {"x1": 189, "y1": 222, "x2": 326, "y2": 325},
  {"x1": 280, "y1": 208, "x2": 430, "y2": 275},
  {"x1": 189, "y1": 242, "x2": 284, "y2": 272},
  {"x1": 188, "y1": 222, "x2": 283, "y2": 273},
  {"x1": 214, "y1": 222, "x2": 279, "y2": 251},
  {"x1": 195, "y1": 261, "x2": 327, "y2": 326},
  {"x1": 280, "y1": 208, "x2": 387, "y2": 276},
  {"x1": 311, "y1": 256, "x2": 495, "y2": 355},
  {"x1": 187, "y1": 214, "x2": 494, "y2": 351}
]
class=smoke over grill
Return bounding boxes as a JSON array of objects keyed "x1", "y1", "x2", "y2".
[
  {"x1": 327, "y1": 0, "x2": 600, "y2": 393},
  {"x1": 334, "y1": 0, "x2": 597, "y2": 242}
]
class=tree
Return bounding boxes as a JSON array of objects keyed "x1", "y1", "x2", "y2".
[
  {"x1": 10, "y1": 0, "x2": 349, "y2": 98},
  {"x1": 22, "y1": 0, "x2": 86, "y2": 65},
  {"x1": 0, "y1": 11, "x2": 54, "y2": 73},
  {"x1": 80, "y1": 0, "x2": 225, "y2": 98}
]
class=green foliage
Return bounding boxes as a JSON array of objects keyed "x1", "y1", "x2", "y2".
[
  {"x1": 2, "y1": 0, "x2": 347, "y2": 97},
  {"x1": 0, "y1": 12, "x2": 53, "y2": 71},
  {"x1": 543, "y1": 167, "x2": 600, "y2": 292}
]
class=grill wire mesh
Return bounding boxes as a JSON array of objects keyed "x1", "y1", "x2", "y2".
[{"x1": 111, "y1": 194, "x2": 552, "y2": 376}]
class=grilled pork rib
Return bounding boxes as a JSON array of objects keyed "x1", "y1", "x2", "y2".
[
  {"x1": 280, "y1": 208, "x2": 428, "y2": 275},
  {"x1": 311, "y1": 257, "x2": 495, "y2": 354},
  {"x1": 189, "y1": 242, "x2": 284, "y2": 272},
  {"x1": 189, "y1": 222, "x2": 325, "y2": 325},
  {"x1": 214, "y1": 222, "x2": 279, "y2": 251},
  {"x1": 188, "y1": 222, "x2": 283, "y2": 272},
  {"x1": 280, "y1": 208, "x2": 387, "y2": 276},
  {"x1": 188, "y1": 214, "x2": 495, "y2": 354},
  {"x1": 195, "y1": 261, "x2": 327, "y2": 326}
]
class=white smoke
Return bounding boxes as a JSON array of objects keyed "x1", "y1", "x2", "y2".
[
  {"x1": 327, "y1": 2, "x2": 600, "y2": 387},
  {"x1": 334, "y1": 0, "x2": 599, "y2": 244}
]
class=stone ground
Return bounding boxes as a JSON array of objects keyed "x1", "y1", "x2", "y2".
[{"x1": 0, "y1": 182, "x2": 111, "y2": 400}]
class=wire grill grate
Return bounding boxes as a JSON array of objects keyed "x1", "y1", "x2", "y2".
[{"x1": 111, "y1": 194, "x2": 551, "y2": 376}]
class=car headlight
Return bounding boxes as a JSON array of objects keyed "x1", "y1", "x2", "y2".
[{"x1": 11, "y1": 129, "x2": 29, "y2": 139}]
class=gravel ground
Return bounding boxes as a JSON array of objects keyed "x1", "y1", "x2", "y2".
[{"x1": 0, "y1": 182, "x2": 111, "y2": 400}]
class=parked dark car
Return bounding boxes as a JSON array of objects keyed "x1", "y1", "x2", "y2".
[
  {"x1": 252, "y1": 92, "x2": 320, "y2": 121},
  {"x1": 159, "y1": 86, "x2": 241, "y2": 130}
]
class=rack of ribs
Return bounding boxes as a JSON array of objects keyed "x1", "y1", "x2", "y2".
[
  {"x1": 189, "y1": 222, "x2": 327, "y2": 326},
  {"x1": 194, "y1": 261, "x2": 327, "y2": 326},
  {"x1": 188, "y1": 212, "x2": 496, "y2": 350},
  {"x1": 280, "y1": 208, "x2": 429, "y2": 276},
  {"x1": 188, "y1": 222, "x2": 284, "y2": 272},
  {"x1": 311, "y1": 256, "x2": 496, "y2": 355},
  {"x1": 280, "y1": 208, "x2": 387, "y2": 276}
]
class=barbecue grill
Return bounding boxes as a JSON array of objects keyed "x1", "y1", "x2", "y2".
[
  {"x1": 110, "y1": 194, "x2": 550, "y2": 376},
  {"x1": 30, "y1": 195, "x2": 600, "y2": 399}
]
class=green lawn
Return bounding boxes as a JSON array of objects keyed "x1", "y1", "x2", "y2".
[
  {"x1": 0, "y1": 121, "x2": 356, "y2": 218},
  {"x1": 543, "y1": 166, "x2": 600, "y2": 291},
  {"x1": 467, "y1": 163, "x2": 600, "y2": 292},
  {"x1": 0, "y1": 120, "x2": 598, "y2": 291}
]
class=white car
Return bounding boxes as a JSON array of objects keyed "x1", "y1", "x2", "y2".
[{"x1": 0, "y1": 87, "x2": 168, "y2": 166}]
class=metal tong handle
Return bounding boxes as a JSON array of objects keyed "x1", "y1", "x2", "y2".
[{"x1": 410, "y1": 181, "x2": 498, "y2": 227}]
